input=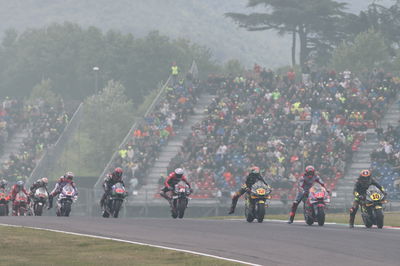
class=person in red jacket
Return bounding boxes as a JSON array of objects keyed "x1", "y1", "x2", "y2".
[
  {"x1": 159, "y1": 168, "x2": 192, "y2": 206},
  {"x1": 10, "y1": 181, "x2": 29, "y2": 215}
]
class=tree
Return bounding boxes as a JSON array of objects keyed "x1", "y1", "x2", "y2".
[
  {"x1": 82, "y1": 80, "x2": 134, "y2": 170},
  {"x1": 225, "y1": 0, "x2": 348, "y2": 69},
  {"x1": 330, "y1": 29, "x2": 390, "y2": 74},
  {"x1": 29, "y1": 79, "x2": 61, "y2": 107}
]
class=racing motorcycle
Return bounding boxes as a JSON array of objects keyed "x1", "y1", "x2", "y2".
[
  {"x1": 0, "y1": 188, "x2": 10, "y2": 216},
  {"x1": 31, "y1": 187, "x2": 49, "y2": 216},
  {"x1": 13, "y1": 191, "x2": 29, "y2": 216},
  {"x1": 303, "y1": 184, "x2": 330, "y2": 226},
  {"x1": 245, "y1": 181, "x2": 272, "y2": 223},
  {"x1": 171, "y1": 181, "x2": 191, "y2": 219},
  {"x1": 56, "y1": 183, "x2": 78, "y2": 217},
  {"x1": 360, "y1": 185, "x2": 387, "y2": 229},
  {"x1": 102, "y1": 182, "x2": 127, "y2": 218}
]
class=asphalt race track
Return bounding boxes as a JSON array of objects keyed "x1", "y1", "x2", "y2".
[{"x1": 1, "y1": 216, "x2": 400, "y2": 266}]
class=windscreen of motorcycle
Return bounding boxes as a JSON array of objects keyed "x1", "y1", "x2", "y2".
[
  {"x1": 366, "y1": 185, "x2": 384, "y2": 202},
  {"x1": 175, "y1": 181, "x2": 188, "y2": 193},
  {"x1": 35, "y1": 187, "x2": 48, "y2": 198},
  {"x1": 62, "y1": 184, "x2": 76, "y2": 197},
  {"x1": 112, "y1": 182, "x2": 125, "y2": 193}
]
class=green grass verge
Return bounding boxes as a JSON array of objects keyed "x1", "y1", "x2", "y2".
[
  {"x1": 0, "y1": 226, "x2": 242, "y2": 266},
  {"x1": 207, "y1": 212, "x2": 400, "y2": 226}
]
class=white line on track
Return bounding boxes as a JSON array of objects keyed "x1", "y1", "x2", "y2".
[{"x1": 0, "y1": 223, "x2": 261, "y2": 266}]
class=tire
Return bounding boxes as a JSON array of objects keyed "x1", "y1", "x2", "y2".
[
  {"x1": 317, "y1": 207, "x2": 325, "y2": 226},
  {"x1": 0, "y1": 205, "x2": 6, "y2": 216},
  {"x1": 362, "y1": 214, "x2": 373, "y2": 228},
  {"x1": 35, "y1": 203, "x2": 43, "y2": 216},
  {"x1": 62, "y1": 201, "x2": 72, "y2": 217},
  {"x1": 256, "y1": 202, "x2": 265, "y2": 223},
  {"x1": 178, "y1": 199, "x2": 186, "y2": 219},
  {"x1": 171, "y1": 199, "x2": 178, "y2": 219},
  {"x1": 112, "y1": 200, "x2": 122, "y2": 218},
  {"x1": 245, "y1": 202, "x2": 255, "y2": 223},
  {"x1": 19, "y1": 207, "x2": 25, "y2": 216},
  {"x1": 375, "y1": 208, "x2": 384, "y2": 229}
]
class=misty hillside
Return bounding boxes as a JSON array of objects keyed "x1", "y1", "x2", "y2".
[{"x1": 0, "y1": 0, "x2": 390, "y2": 68}]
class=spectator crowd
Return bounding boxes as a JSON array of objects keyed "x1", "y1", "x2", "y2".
[{"x1": 167, "y1": 67, "x2": 398, "y2": 200}]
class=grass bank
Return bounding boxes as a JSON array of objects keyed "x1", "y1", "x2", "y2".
[
  {"x1": 209, "y1": 212, "x2": 400, "y2": 226},
  {"x1": 0, "y1": 226, "x2": 241, "y2": 266}
]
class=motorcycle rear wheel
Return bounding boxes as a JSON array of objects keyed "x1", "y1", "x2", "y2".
[{"x1": 375, "y1": 208, "x2": 384, "y2": 229}]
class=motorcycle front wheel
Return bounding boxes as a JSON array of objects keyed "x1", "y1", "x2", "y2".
[
  {"x1": 375, "y1": 208, "x2": 384, "y2": 229},
  {"x1": 34, "y1": 203, "x2": 43, "y2": 216},
  {"x1": 112, "y1": 200, "x2": 123, "y2": 218},
  {"x1": 317, "y1": 206, "x2": 325, "y2": 226},
  {"x1": 177, "y1": 198, "x2": 187, "y2": 219},
  {"x1": 256, "y1": 202, "x2": 265, "y2": 223},
  {"x1": 0, "y1": 204, "x2": 7, "y2": 216}
]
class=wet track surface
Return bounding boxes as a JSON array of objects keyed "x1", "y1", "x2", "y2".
[{"x1": 1, "y1": 216, "x2": 400, "y2": 266}]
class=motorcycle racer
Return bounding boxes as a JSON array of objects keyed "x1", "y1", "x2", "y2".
[
  {"x1": 160, "y1": 168, "x2": 192, "y2": 206},
  {"x1": 229, "y1": 166, "x2": 270, "y2": 214},
  {"x1": 287, "y1": 165, "x2": 329, "y2": 224},
  {"x1": 100, "y1": 167, "x2": 125, "y2": 210},
  {"x1": 29, "y1": 177, "x2": 49, "y2": 198},
  {"x1": 349, "y1": 169, "x2": 386, "y2": 228},
  {"x1": 48, "y1": 172, "x2": 77, "y2": 209},
  {"x1": 10, "y1": 180, "x2": 30, "y2": 215}
]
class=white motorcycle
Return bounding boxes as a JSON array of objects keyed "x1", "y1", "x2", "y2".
[{"x1": 56, "y1": 184, "x2": 78, "y2": 217}]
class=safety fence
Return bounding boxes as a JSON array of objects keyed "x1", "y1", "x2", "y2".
[
  {"x1": 26, "y1": 103, "x2": 84, "y2": 186},
  {"x1": 94, "y1": 61, "x2": 199, "y2": 196}
]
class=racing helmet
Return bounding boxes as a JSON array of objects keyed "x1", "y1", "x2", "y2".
[
  {"x1": 64, "y1": 172, "x2": 74, "y2": 181},
  {"x1": 41, "y1": 177, "x2": 48, "y2": 185},
  {"x1": 305, "y1": 165, "x2": 315, "y2": 178},
  {"x1": 359, "y1": 169, "x2": 371, "y2": 183},
  {"x1": 16, "y1": 180, "x2": 24, "y2": 188},
  {"x1": 113, "y1": 167, "x2": 123, "y2": 180},
  {"x1": 250, "y1": 166, "x2": 260, "y2": 174},
  {"x1": 174, "y1": 168, "x2": 184, "y2": 179},
  {"x1": 0, "y1": 179, "x2": 7, "y2": 188}
]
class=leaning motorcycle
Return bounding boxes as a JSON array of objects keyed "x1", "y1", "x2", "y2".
[
  {"x1": 31, "y1": 187, "x2": 49, "y2": 216},
  {"x1": 0, "y1": 188, "x2": 10, "y2": 216},
  {"x1": 103, "y1": 182, "x2": 127, "y2": 218},
  {"x1": 360, "y1": 185, "x2": 387, "y2": 229},
  {"x1": 56, "y1": 184, "x2": 78, "y2": 217},
  {"x1": 245, "y1": 181, "x2": 272, "y2": 223},
  {"x1": 13, "y1": 191, "x2": 29, "y2": 216},
  {"x1": 171, "y1": 181, "x2": 191, "y2": 219},
  {"x1": 303, "y1": 185, "x2": 330, "y2": 226}
]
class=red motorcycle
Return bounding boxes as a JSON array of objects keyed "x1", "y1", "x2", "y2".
[
  {"x1": 13, "y1": 191, "x2": 29, "y2": 216},
  {"x1": 303, "y1": 185, "x2": 330, "y2": 226},
  {"x1": 0, "y1": 188, "x2": 10, "y2": 216}
]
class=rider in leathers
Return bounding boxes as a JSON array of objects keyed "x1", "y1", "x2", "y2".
[
  {"x1": 349, "y1": 169, "x2": 386, "y2": 228},
  {"x1": 100, "y1": 167, "x2": 124, "y2": 210},
  {"x1": 10, "y1": 181, "x2": 30, "y2": 215},
  {"x1": 288, "y1": 165, "x2": 329, "y2": 224},
  {"x1": 0, "y1": 179, "x2": 10, "y2": 215},
  {"x1": 48, "y1": 172, "x2": 77, "y2": 210},
  {"x1": 29, "y1": 177, "x2": 49, "y2": 199},
  {"x1": 160, "y1": 168, "x2": 191, "y2": 206},
  {"x1": 228, "y1": 166, "x2": 270, "y2": 214}
]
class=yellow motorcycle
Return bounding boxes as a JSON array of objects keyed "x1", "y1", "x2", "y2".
[{"x1": 360, "y1": 185, "x2": 387, "y2": 229}]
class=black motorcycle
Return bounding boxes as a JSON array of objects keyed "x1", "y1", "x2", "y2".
[
  {"x1": 103, "y1": 182, "x2": 127, "y2": 218},
  {"x1": 171, "y1": 181, "x2": 191, "y2": 219},
  {"x1": 245, "y1": 181, "x2": 272, "y2": 223},
  {"x1": 360, "y1": 185, "x2": 387, "y2": 229}
]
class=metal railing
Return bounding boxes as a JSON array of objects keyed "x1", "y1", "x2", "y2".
[
  {"x1": 94, "y1": 60, "x2": 199, "y2": 191},
  {"x1": 26, "y1": 103, "x2": 84, "y2": 186}
]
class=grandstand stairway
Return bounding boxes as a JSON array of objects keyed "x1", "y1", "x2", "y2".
[
  {"x1": 0, "y1": 128, "x2": 30, "y2": 165},
  {"x1": 334, "y1": 94, "x2": 400, "y2": 208},
  {"x1": 134, "y1": 94, "x2": 215, "y2": 202}
]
